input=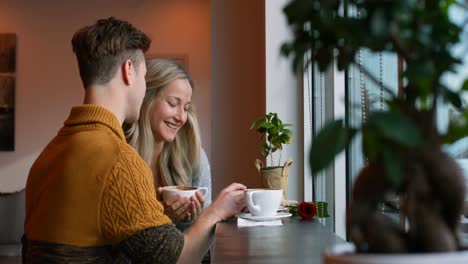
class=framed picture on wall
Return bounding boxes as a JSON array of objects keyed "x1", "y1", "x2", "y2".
[
  {"x1": 0, "y1": 33, "x2": 16, "y2": 151},
  {"x1": 146, "y1": 53, "x2": 189, "y2": 71}
]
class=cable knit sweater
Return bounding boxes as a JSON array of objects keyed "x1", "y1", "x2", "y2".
[{"x1": 23, "y1": 105, "x2": 183, "y2": 263}]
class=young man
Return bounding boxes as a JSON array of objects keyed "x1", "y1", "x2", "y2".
[{"x1": 23, "y1": 17, "x2": 246, "y2": 263}]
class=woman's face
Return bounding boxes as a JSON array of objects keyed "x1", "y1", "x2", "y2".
[{"x1": 149, "y1": 78, "x2": 193, "y2": 143}]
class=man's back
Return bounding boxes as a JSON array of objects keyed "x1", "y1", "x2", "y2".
[
  {"x1": 25, "y1": 106, "x2": 122, "y2": 246},
  {"x1": 24, "y1": 106, "x2": 174, "y2": 255}
]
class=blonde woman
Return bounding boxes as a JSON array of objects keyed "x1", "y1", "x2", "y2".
[{"x1": 124, "y1": 59, "x2": 211, "y2": 230}]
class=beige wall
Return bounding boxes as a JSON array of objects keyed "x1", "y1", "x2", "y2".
[
  {"x1": 211, "y1": 0, "x2": 265, "y2": 194},
  {"x1": 0, "y1": 0, "x2": 211, "y2": 192}
]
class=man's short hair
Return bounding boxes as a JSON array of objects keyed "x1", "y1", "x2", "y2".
[{"x1": 71, "y1": 17, "x2": 151, "y2": 88}]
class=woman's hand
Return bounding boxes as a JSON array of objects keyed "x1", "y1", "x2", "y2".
[
  {"x1": 157, "y1": 187, "x2": 207, "y2": 222},
  {"x1": 157, "y1": 187, "x2": 191, "y2": 222},
  {"x1": 185, "y1": 191, "x2": 206, "y2": 222}
]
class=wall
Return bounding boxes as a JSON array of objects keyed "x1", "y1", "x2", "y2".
[
  {"x1": 211, "y1": 0, "x2": 265, "y2": 194},
  {"x1": 0, "y1": 0, "x2": 211, "y2": 192},
  {"x1": 265, "y1": 0, "x2": 303, "y2": 201}
]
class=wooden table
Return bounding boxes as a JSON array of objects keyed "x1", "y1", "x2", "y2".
[{"x1": 211, "y1": 217, "x2": 345, "y2": 264}]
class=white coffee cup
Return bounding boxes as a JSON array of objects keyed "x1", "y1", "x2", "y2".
[
  {"x1": 162, "y1": 186, "x2": 208, "y2": 201},
  {"x1": 245, "y1": 189, "x2": 283, "y2": 217}
]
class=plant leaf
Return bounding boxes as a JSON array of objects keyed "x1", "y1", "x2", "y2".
[
  {"x1": 273, "y1": 142, "x2": 282, "y2": 150},
  {"x1": 280, "y1": 133, "x2": 291, "y2": 144},
  {"x1": 368, "y1": 112, "x2": 422, "y2": 146},
  {"x1": 249, "y1": 118, "x2": 265, "y2": 130},
  {"x1": 382, "y1": 147, "x2": 402, "y2": 187},
  {"x1": 443, "y1": 87, "x2": 463, "y2": 109},
  {"x1": 443, "y1": 110, "x2": 468, "y2": 144},
  {"x1": 262, "y1": 122, "x2": 275, "y2": 129},
  {"x1": 261, "y1": 142, "x2": 270, "y2": 158},
  {"x1": 362, "y1": 127, "x2": 381, "y2": 162},
  {"x1": 462, "y1": 79, "x2": 468, "y2": 91},
  {"x1": 310, "y1": 119, "x2": 356, "y2": 175}
]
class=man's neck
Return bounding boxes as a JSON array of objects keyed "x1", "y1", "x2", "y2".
[{"x1": 83, "y1": 83, "x2": 126, "y2": 125}]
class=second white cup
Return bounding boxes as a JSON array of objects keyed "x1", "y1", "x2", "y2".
[{"x1": 245, "y1": 189, "x2": 283, "y2": 217}]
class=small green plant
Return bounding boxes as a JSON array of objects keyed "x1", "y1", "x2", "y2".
[{"x1": 250, "y1": 112, "x2": 293, "y2": 167}]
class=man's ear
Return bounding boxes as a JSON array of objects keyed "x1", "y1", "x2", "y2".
[{"x1": 122, "y1": 59, "x2": 134, "y2": 85}]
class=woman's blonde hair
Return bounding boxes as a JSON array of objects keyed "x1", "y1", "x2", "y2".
[{"x1": 124, "y1": 59, "x2": 201, "y2": 187}]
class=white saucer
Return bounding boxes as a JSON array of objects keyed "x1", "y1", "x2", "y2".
[
  {"x1": 246, "y1": 206, "x2": 288, "y2": 213},
  {"x1": 239, "y1": 212, "x2": 292, "y2": 221}
]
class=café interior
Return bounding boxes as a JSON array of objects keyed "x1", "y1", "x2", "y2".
[{"x1": 0, "y1": 0, "x2": 467, "y2": 263}]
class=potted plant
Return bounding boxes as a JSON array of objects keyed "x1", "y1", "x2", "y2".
[
  {"x1": 281, "y1": 0, "x2": 468, "y2": 262},
  {"x1": 250, "y1": 112, "x2": 293, "y2": 199}
]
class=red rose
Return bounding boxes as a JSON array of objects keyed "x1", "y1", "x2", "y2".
[{"x1": 297, "y1": 202, "x2": 317, "y2": 220}]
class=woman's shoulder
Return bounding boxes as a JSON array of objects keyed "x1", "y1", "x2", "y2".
[
  {"x1": 198, "y1": 148, "x2": 211, "y2": 173},
  {"x1": 200, "y1": 148, "x2": 209, "y2": 164},
  {"x1": 191, "y1": 148, "x2": 210, "y2": 181}
]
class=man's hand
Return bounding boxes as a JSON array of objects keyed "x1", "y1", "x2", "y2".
[
  {"x1": 177, "y1": 183, "x2": 247, "y2": 264},
  {"x1": 208, "y1": 183, "x2": 247, "y2": 222}
]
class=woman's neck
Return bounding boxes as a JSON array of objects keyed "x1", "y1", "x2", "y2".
[{"x1": 154, "y1": 141, "x2": 164, "y2": 158}]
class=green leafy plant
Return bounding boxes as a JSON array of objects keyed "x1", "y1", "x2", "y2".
[
  {"x1": 250, "y1": 112, "x2": 293, "y2": 167},
  {"x1": 281, "y1": 0, "x2": 467, "y2": 254}
]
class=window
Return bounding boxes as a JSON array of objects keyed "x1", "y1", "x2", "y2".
[{"x1": 439, "y1": 4, "x2": 468, "y2": 199}]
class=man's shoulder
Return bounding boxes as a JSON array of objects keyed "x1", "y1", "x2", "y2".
[
  {"x1": 36, "y1": 127, "x2": 137, "y2": 177},
  {"x1": 88, "y1": 136, "x2": 148, "y2": 178},
  {"x1": 113, "y1": 143, "x2": 151, "y2": 175},
  {"x1": 113, "y1": 138, "x2": 143, "y2": 161},
  {"x1": 62, "y1": 126, "x2": 148, "y2": 177},
  {"x1": 60, "y1": 124, "x2": 127, "y2": 156}
]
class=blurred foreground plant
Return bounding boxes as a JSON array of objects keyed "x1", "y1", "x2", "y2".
[{"x1": 282, "y1": 0, "x2": 467, "y2": 253}]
